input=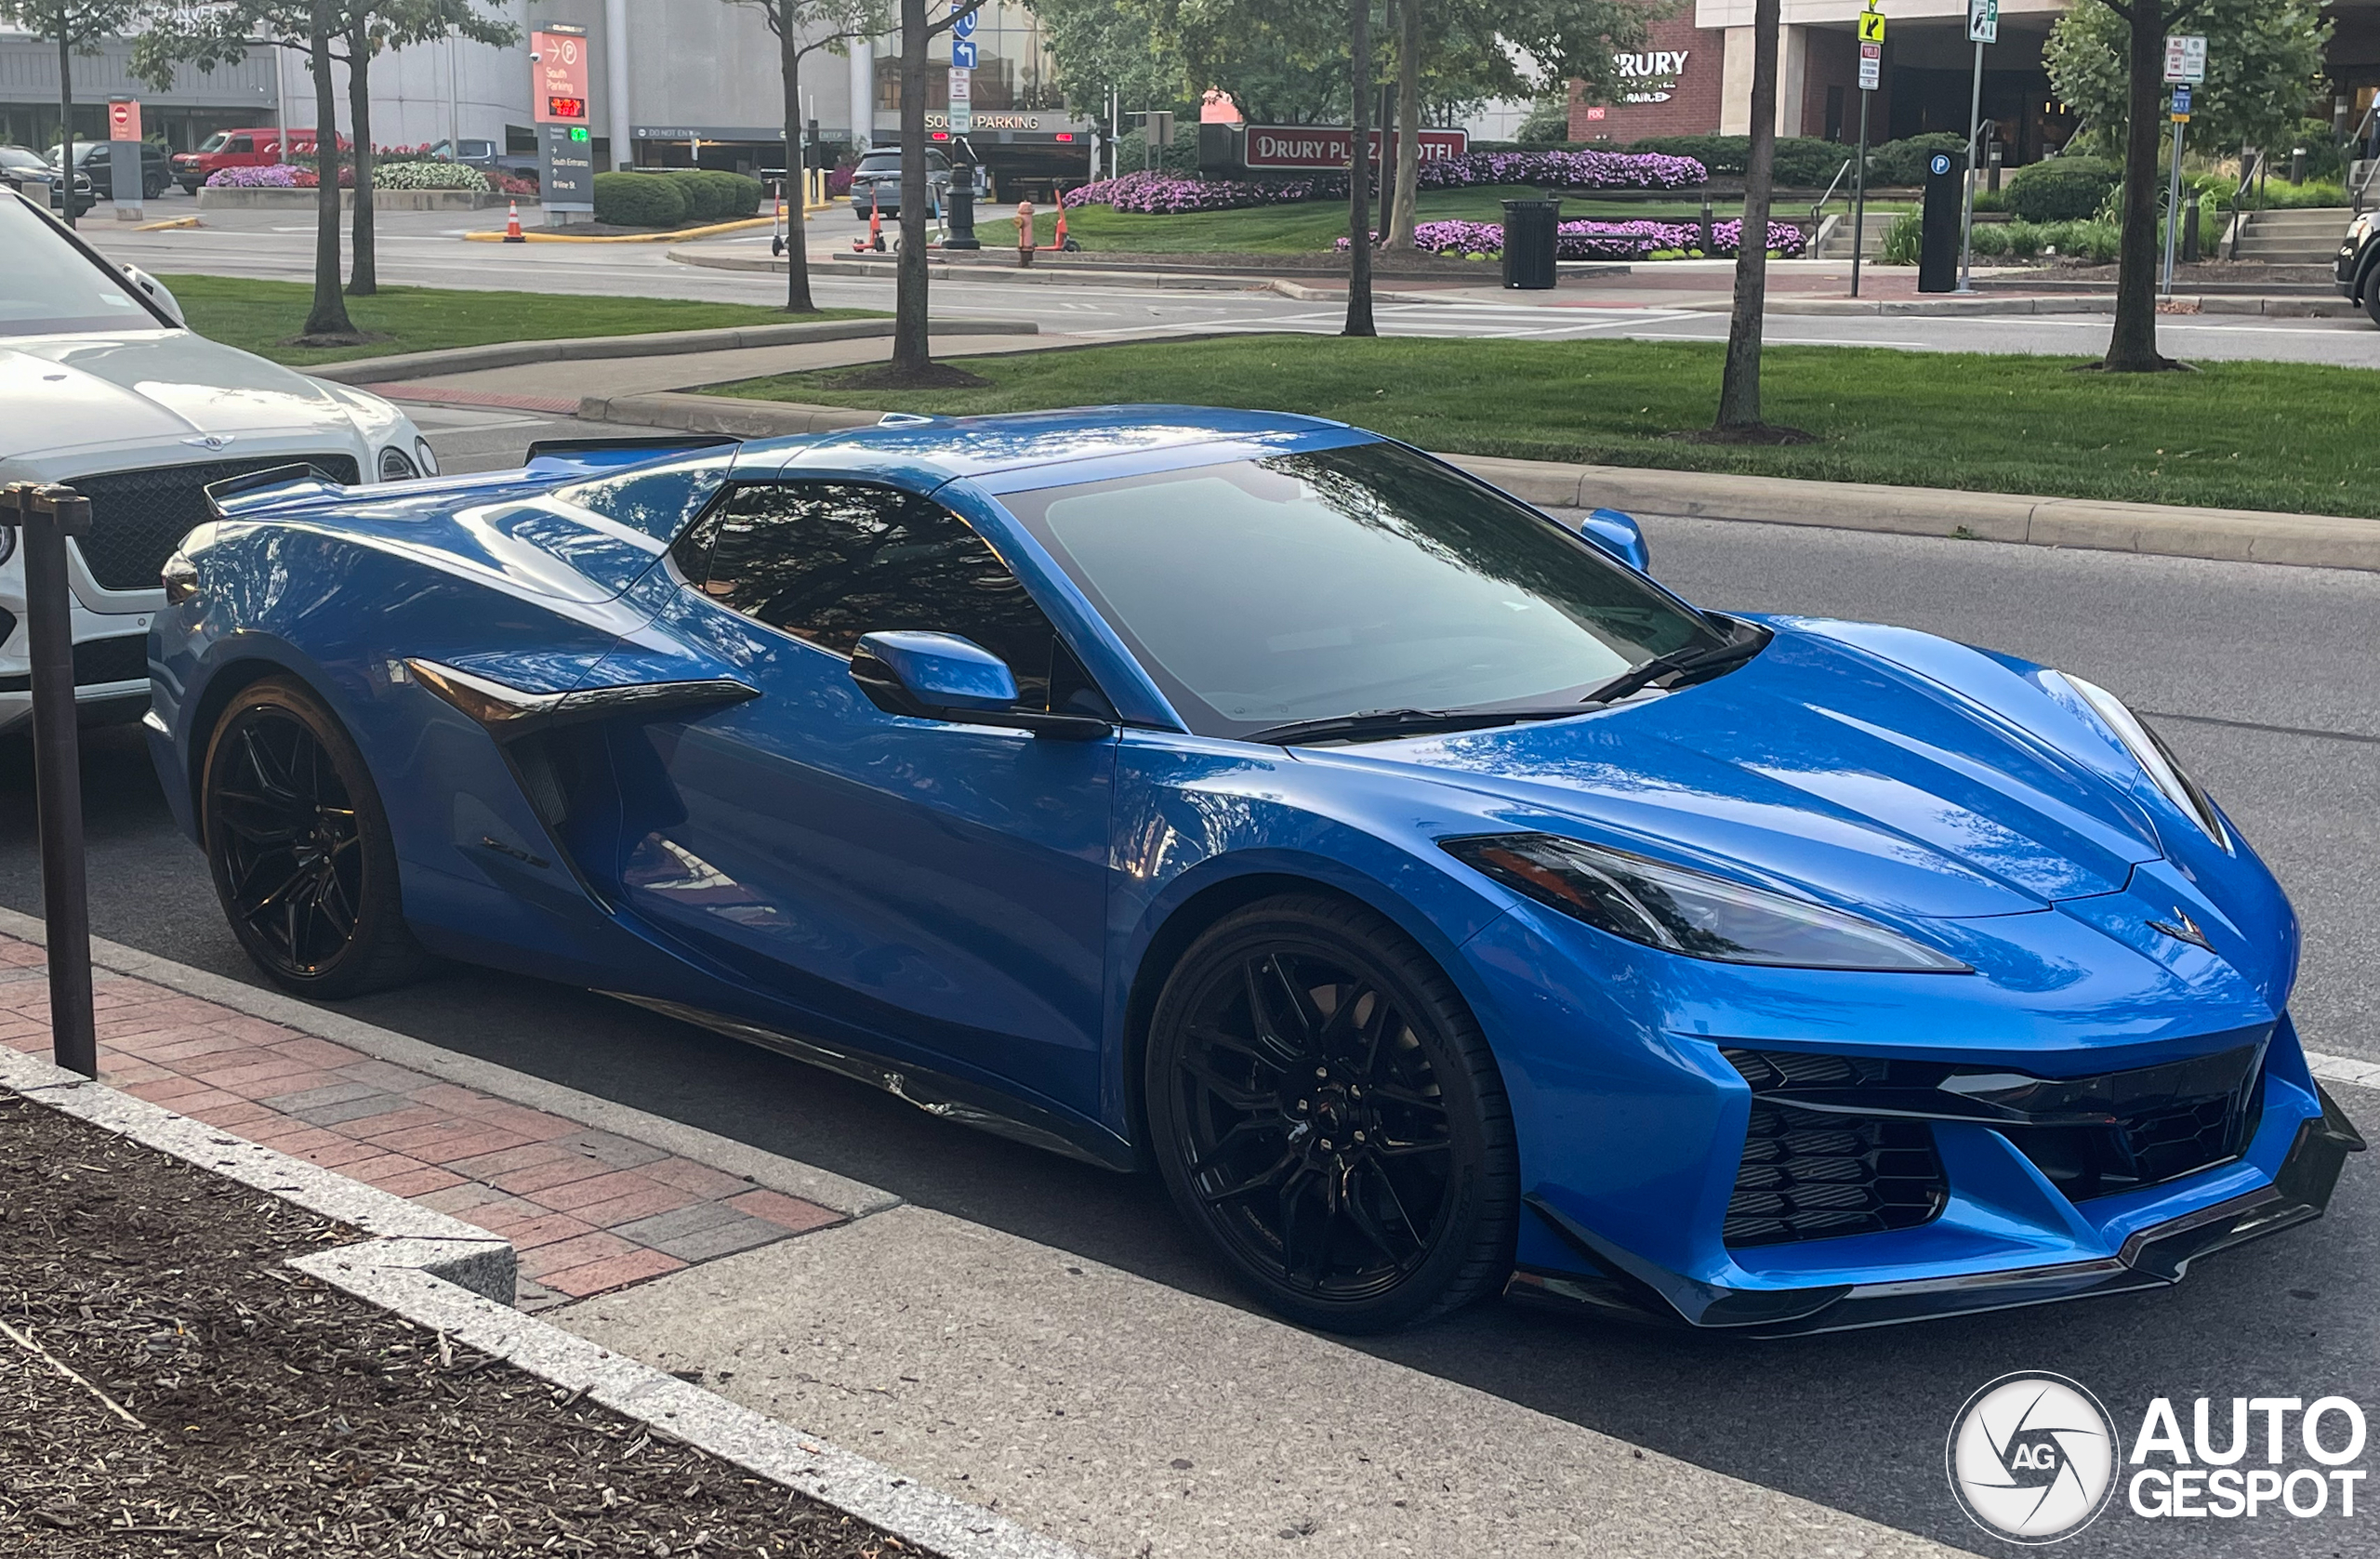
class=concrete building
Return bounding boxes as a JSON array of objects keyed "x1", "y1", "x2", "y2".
[
  {"x1": 3, "y1": 3, "x2": 1093, "y2": 189},
  {"x1": 1570, "y1": 0, "x2": 2380, "y2": 167}
]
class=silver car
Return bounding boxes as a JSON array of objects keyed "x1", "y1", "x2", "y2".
[{"x1": 846, "y1": 148, "x2": 955, "y2": 218}]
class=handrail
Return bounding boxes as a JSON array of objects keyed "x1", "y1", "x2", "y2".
[
  {"x1": 1810, "y1": 157, "x2": 1853, "y2": 224},
  {"x1": 2227, "y1": 148, "x2": 2263, "y2": 259},
  {"x1": 2348, "y1": 100, "x2": 2379, "y2": 216}
]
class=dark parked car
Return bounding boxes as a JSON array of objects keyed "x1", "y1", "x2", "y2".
[
  {"x1": 52, "y1": 139, "x2": 173, "y2": 200},
  {"x1": 846, "y1": 148, "x2": 954, "y2": 218},
  {"x1": 2335, "y1": 210, "x2": 2379, "y2": 324},
  {"x1": 428, "y1": 137, "x2": 540, "y2": 182},
  {"x1": 0, "y1": 145, "x2": 92, "y2": 216}
]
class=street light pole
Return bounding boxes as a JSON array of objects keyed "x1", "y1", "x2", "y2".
[
  {"x1": 0, "y1": 483, "x2": 98, "y2": 1079},
  {"x1": 1957, "y1": 40, "x2": 1984, "y2": 290}
]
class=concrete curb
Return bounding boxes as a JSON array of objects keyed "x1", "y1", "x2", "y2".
[
  {"x1": 0, "y1": 1050, "x2": 1089, "y2": 1559},
  {"x1": 466, "y1": 214, "x2": 780, "y2": 244},
  {"x1": 1768, "y1": 293, "x2": 2355, "y2": 318},
  {"x1": 307, "y1": 317, "x2": 1035, "y2": 387},
  {"x1": 672, "y1": 246, "x2": 1273, "y2": 291},
  {"x1": 0, "y1": 904, "x2": 898, "y2": 1220},
  {"x1": 574, "y1": 394, "x2": 2380, "y2": 574}
]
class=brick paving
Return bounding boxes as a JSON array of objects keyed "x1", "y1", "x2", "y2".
[{"x1": 0, "y1": 932, "x2": 840, "y2": 1309}]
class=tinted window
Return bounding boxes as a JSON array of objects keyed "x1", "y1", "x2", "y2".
[
  {"x1": 686, "y1": 482, "x2": 1105, "y2": 716},
  {"x1": 227, "y1": 136, "x2": 253, "y2": 153},
  {"x1": 856, "y1": 152, "x2": 900, "y2": 172},
  {"x1": 1000, "y1": 443, "x2": 1717, "y2": 738}
]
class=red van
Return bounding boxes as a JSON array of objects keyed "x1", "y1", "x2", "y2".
[{"x1": 171, "y1": 127, "x2": 345, "y2": 193}]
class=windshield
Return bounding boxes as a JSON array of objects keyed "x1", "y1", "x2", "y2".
[
  {"x1": 196, "y1": 132, "x2": 231, "y2": 152},
  {"x1": 1001, "y1": 442, "x2": 1719, "y2": 739},
  {"x1": 856, "y1": 152, "x2": 900, "y2": 171},
  {"x1": 0, "y1": 148, "x2": 44, "y2": 171},
  {"x1": 0, "y1": 196, "x2": 167, "y2": 336}
]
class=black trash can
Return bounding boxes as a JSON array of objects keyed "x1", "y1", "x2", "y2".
[{"x1": 1501, "y1": 197, "x2": 1562, "y2": 290}]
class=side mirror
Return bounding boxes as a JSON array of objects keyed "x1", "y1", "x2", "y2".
[
  {"x1": 1579, "y1": 507, "x2": 1651, "y2": 574},
  {"x1": 121, "y1": 264, "x2": 184, "y2": 326},
  {"x1": 850, "y1": 630, "x2": 1110, "y2": 740}
]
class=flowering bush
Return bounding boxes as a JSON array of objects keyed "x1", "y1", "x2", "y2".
[
  {"x1": 205, "y1": 165, "x2": 302, "y2": 188},
  {"x1": 826, "y1": 165, "x2": 854, "y2": 197},
  {"x1": 1335, "y1": 217, "x2": 1806, "y2": 261},
  {"x1": 491, "y1": 170, "x2": 539, "y2": 196},
  {"x1": 370, "y1": 161, "x2": 490, "y2": 192},
  {"x1": 1063, "y1": 148, "x2": 1707, "y2": 213}
]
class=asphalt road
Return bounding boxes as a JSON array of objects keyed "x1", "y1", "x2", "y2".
[
  {"x1": 83, "y1": 205, "x2": 2380, "y2": 365},
  {"x1": 3, "y1": 407, "x2": 2373, "y2": 1556}
]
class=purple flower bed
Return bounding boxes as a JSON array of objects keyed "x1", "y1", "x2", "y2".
[
  {"x1": 1062, "y1": 148, "x2": 1708, "y2": 214},
  {"x1": 1336, "y1": 217, "x2": 1806, "y2": 261},
  {"x1": 206, "y1": 165, "x2": 303, "y2": 188}
]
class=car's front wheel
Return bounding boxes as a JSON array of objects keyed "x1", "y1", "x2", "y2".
[
  {"x1": 1146, "y1": 894, "x2": 1517, "y2": 1333},
  {"x1": 2362, "y1": 265, "x2": 2380, "y2": 328},
  {"x1": 201, "y1": 678, "x2": 425, "y2": 998}
]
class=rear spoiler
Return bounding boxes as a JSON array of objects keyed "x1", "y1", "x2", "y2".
[
  {"x1": 524, "y1": 434, "x2": 739, "y2": 476},
  {"x1": 202, "y1": 462, "x2": 351, "y2": 522}
]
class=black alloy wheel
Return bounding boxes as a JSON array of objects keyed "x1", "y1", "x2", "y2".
[
  {"x1": 1147, "y1": 895, "x2": 1517, "y2": 1333},
  {"x1": 202, "y1": 679, "x2": 424, "y2": 997}
]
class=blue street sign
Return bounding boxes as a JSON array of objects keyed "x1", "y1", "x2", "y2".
[
  {"x1": 2170, "y1": 83, "x2": 2191, "y2": 113},
  {"x1": 1930, "y1": 152, "x2": 1952, "y2": 176},
  {"x1": 952, "y1": 6, "x2": 976, "y2": 37},
  {"x1": 952, "y1": 38, "x2": 977, "y2": 68}
]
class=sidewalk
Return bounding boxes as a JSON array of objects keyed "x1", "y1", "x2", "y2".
[{"x1": 0, "y1": 929, "x2": 843, "y2": 1308}]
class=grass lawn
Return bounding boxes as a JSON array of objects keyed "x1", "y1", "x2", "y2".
[
  {"x1": 966, "y1": 186, "x2": 1911, "y2": 254},
  {"x1": 710, "y1": 336, "x2": 2380, "y2": 519},
  {"x1": 161, "y1": 275, "x2": 880, "y2": 367}
]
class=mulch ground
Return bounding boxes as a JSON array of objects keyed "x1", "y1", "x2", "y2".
[{"x1": 0, "y1": 1090, "x2": 927, "y2": 1558}]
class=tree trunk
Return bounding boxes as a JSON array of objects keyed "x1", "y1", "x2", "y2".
[
  {"x1": 304, "y1": 7, "x2": 356, "y2": 338},
  {"x1": 1383, "y1": 0, "x2": 1421, "y2": 249},
  {"x1": 1343, "y1": 0, "x2": 1374, "y2": 336},
  {"x1": 2103, "y1": 3, "x2": 2170, "y2": 370},
  {"x1": 892, "y1": 0, "x2": 931, "y2": 371},
  {"x1": 781, "y1": 21, "x2": 816, "y2": 313},
  {"x1": 55, "y1": 19, "x2": 74, "y2": 231},
  {"x1": 347, "y1": 20, "x2": 376, "y2": 296},
  {"x1": 1714, "y1": 0, "x2": 1780, "y2": 429}
]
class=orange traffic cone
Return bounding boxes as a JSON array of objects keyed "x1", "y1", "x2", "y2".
[
  {"x1": 868, "y1": 190, "x2": 885, "y2": 252},
  {"x1": 502, "y1": 200, "x2": 524, "y2": 243}
]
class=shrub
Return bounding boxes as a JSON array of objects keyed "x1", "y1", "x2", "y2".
[
  {"x1": 1064, "y1": 148, "x2": 1708, "y2": 213},
  {"x1": 1868, "y1": 133, "x2": 1970, "y2": 187},
  {"x1": 1625, "y1": 135, "x2": 1845, "y2": 187},
  {"x1": 2001, "y1": 218, "x2": 2045, "y2": 258},
  {"x1": 1333, "y1": 216, "x2": 1805, "y2": 260},
  {"x1": 1880, "y1": 208, "x2": 1924, "y2": 264},
  {"x1": 2005, "y1": 156, "x2": 2120, "y2": 221},
  {"x1": 667, "y1": 169, "x2": 761, "y2": 222},
  {"x1": 593, "y1": 171, "x2": 687, "y2": 228}
]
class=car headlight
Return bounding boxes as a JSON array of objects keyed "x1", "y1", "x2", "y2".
[
  {"x1": 414, "y1": 436, "x2": 439, "y2": 477},
  {"x1": 377, "y1": 445, "x2": 419, "y2": 482},
  {"x1": 2047, "y1": 672, "x2": 2229, "y2": 851},
  {"x1": 1442, "y1": 833, "x2": 1971, "y2": 971}
]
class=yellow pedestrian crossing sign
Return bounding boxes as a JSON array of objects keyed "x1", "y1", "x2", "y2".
[{"x1": 1858, "y1": 7, "x2": 1885, "y2": 44}]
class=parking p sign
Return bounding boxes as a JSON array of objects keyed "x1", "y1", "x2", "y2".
[{"x1": 1967, "y1": 0, "x2": 1996, "y2": 45}]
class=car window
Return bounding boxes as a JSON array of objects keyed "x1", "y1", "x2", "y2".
[
  {"x1": 928, "y1": 152, "x2": 950, "y2": 171},
  {"x1": 681, "y1": 482, "x2": 1105, "y2": 715},
  {"x1": 1000, "y1": 442, "x2": 1717, "y2": 738},
  {"x1": 855, "y1": 152, "x2": 900, "y2": 172},
  {"x1": 229, "y1": 136, "x2": 253, "y2": 153},
  {"x1": 0, "y1": 149, "x2": 42, "y2": 171},
  {"x1": 551, "y1": 451, "x2": 730, "y2": 544},
  {"x1": 196, "y1": 132, "x2": 231, "y2": 153},
  {"x1": 0, "y1": 195, "x2": 165, "y2": 335}
]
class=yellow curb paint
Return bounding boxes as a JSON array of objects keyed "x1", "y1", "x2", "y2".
[
  {"x1": 464, "y1": 214, "x2": 783, "y2": 245},
  {"x1": 132, "y1": 215, "x2": 202, "y2": 231}
]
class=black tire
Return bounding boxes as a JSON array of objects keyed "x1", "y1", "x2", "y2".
[
  {"x1": 201, "y1": 678, "x2": 426, "y2": 998},
  {"x1": 2363, "y1": 265, "x2": 2380, "y2": 329},
  {"x1": 1145, "y1": 894, "x2": 1518, "y2": 1333}
]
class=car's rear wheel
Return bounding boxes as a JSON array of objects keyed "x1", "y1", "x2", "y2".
[
  {"x1": 2363, "y1": 265, "x2": 2380, "y2": 328},
  {"x1": 202, "y1": 678, "x2": 425, "y2": 997},
  {"x1": 1146, "y1": 894, "x2": 1517, "y2": 1333}
]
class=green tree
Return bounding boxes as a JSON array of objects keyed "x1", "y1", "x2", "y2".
[
  {"x1": 729, "y1": 0, "x2": 891, "y2": 313},
  {"x1": 341, "y1": 2, "x2": 518, "y2": 295},
  {"x1": 1033, "y1": 0, "x2": 1188, "y2": 145},
  {"x1": 1, "y1": 0, "x2": 155, "y2": 231},
  {"x1": 1344, "y1": 0, "x2": 1373, "y2": 334},
  {"x1": 1714, "y1": 0, "x2": 1779, "y2": 432},
  {"x1": 2046, "y1": 0, "x2": 2329, "y2": 163},
  {"x1": 885, "y1": 0, "x2": 987, "y2": 379},
  {"x1": 1162, "y1": 0, "x2": 1351, "y2": 125}
]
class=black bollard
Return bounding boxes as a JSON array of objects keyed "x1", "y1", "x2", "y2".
[{"x1": 0, "y1": 483, "x2": 98, "y2": 1078}]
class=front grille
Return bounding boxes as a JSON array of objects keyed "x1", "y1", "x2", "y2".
[
  {"x1": 1993, "y1": 1045, "x2": 2263, "y2": 1201},
  {"x1": 1726, "y1": 1099, "x2": 1948, "y2": 1249},
  {"x1": 0, "y1": 634, "x2": 148, "y2": 694},
  {"x1": 66, "y1": 455, "x2": 360, "y2": 592}
]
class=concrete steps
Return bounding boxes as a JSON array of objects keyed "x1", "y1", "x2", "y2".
[
  {"x1": 2227, "y1": 207, "x2": 2353, "y2": 263},
  {"x1": 1812, "y1": 209, "x2": 1902, "y2": 259}
]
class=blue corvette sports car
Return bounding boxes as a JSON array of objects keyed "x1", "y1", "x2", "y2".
[{"x1": 146, "y1": 406, "x2": 2359, "y2": 1334}]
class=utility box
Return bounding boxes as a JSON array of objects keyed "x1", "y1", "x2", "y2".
[
  {"x1": 1919, "y1": 152, "x2": 1961, "y2": 293},
  {"x1": 1501, "y1": 197, "x2": 1562, "y2": 289},
  {"x1": 1197, "y1": 122, "x2": 1243, "y2": 175}
]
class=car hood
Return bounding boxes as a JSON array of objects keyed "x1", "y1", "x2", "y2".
[
  {"x1": 0, "y1": 331, "x2": 371, "y2": 462},
  {"x1": 1316, "y1": 622, "x2": 2165, "y2": 922}
]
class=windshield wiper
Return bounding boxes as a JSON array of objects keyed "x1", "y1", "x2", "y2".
[
  {"x1": 1578, "y1": 627, "x2": 1769, "y2": 708},
  {"x1": 1245, "y1": 706, "x2": 1585, "y2": 747}
]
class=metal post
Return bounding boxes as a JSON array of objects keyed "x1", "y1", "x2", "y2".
[
  {"x1": 1957, "y1": 42, "x2": 1984, "y2": 290},
  {"x1": 1851, "y1": 88, "x2": 1871, "y2": 298},
  {"x1": 0, "y1": 483, "x2": 97, "y2": 1079},
  {"x1": 2162, "y1": 112, "x2": 2186, "y2": 296}
]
